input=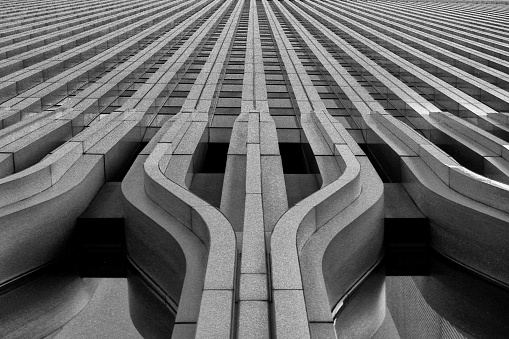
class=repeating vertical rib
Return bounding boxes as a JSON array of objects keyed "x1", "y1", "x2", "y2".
[{"x1": 1, "y1": 1, "x2": 508, "y2": 338}]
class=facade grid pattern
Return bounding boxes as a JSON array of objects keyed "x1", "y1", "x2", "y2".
[{"x1": 1, "y1": 0, "x2": 509, "y2": 338}]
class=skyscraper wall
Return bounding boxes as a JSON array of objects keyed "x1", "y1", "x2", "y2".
[{"x1": 1, "y1": 0, "x2": 509, "y2": 338}]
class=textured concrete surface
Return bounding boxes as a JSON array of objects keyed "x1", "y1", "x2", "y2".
[
  {"x1": 1, "y1": 0, "x2": 509, "y2": 337},
  {"x1": 53, "y1": 279, "x2": 142, "y2": 339}
]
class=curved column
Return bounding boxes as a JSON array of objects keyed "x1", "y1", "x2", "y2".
[
  {"x1": 285, "y1": 0, "x2": 509, "y2": 287},
  {"x1": 262, "y1": 1, "x2": 385, "y2": 337},
  {"x1": 270, "y1": 110, "x2": 384, "y2": 339},
  {"x1": 0, "y1": 108, "x2": 145, "y2": 285},
  {"x1": 123, "y1": 1, "x2": 245, "y2": 337},
  {"x1": 371, "y1": 110, "x2": 509, "y2": 285},
  {"x1": 0, "y1": 107, "x2": 145, "y2": 338},
  {"x1": 142, "y1": 111, "x2": 237, "y2": 338},
  {"x1": 300, "y1": 113, "x2": 385, "y2": 339}
]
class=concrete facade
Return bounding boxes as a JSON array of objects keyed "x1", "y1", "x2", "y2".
[{"x1": 1, "y1": 0, "x2": 509, "y2": 338}]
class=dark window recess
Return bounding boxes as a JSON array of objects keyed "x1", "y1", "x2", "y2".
[
  {"x1": 279, "y1": 143, "x2": 319, "y2": 174},
  {"x1": 199, "y1": 143, "x2": 229, "y2": 173},
  {"x1": 359, "y1": 144, "x2": 397, "y2": 183},
  {"x1": 431, "y1": 132, "x2": 484, "y2": 176},
  {"x1": 112, "y1": 142, "x2": 148, "y2": 182},
  {"x1": 75, "y1": 217, "x2": 126, "y2": 278}
]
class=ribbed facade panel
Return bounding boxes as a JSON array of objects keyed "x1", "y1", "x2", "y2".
[{"x1": 1, "y1": 0, "x2": 509, "y2": 338}]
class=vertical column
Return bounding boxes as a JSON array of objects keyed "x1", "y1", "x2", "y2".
[
  {"x1": 238, "y1": 110, "x2": 270, "y2": 338},
  {"x1": 188, "y1": 1, "x2": 245, "y2": 338},
  {"x1": 237, "y1": 2, "x2": 270, "y2": 338},
  {"x1": 254, "y1": 0, "x2": 288, "y2": 234},
  {"x1": 261, "y1": 0, "x2": 316, "y2": 337}
]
